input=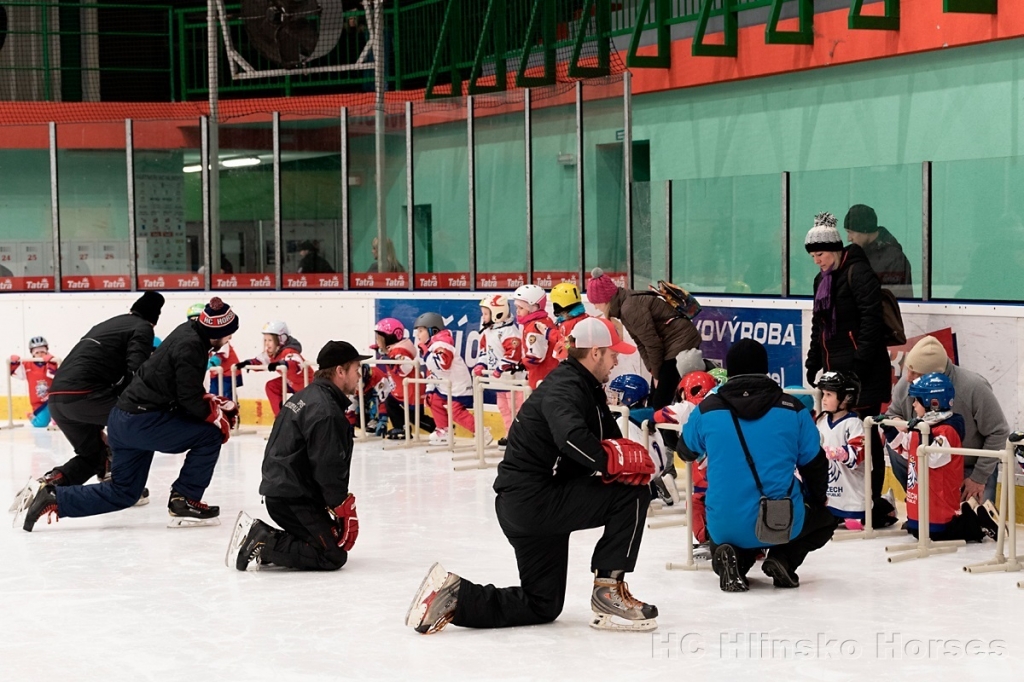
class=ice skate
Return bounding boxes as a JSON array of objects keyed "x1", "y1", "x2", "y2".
[
  {"x1": 167, "y1": 491, "x2": 220, "y2": 528},
  {"x1": 428, "y1": 428, "x2": 449, "y2": 446},
  {"x1": 497, "y1": 437, "x2": 508, "y2": 449},
  {"x1": 969, "y1": 498, "x2": 1001, "y2": 540},
  {"x1": 8, "y1": 477, "x2": 37, "y2": 514},
  {"x1": 692, "y1": 542, "x2": 711, "y2": 562},
  {"x1": 385, "y1": 427, "x2": 407, "y2": 440},
  {"x1": 651, "y1": 474, "x2": 679, "y2": 507},
  {"x1": 590, "y1": 576, "x2": 658, "y2": 631},
  {"x1": 225, "y1": 511, "x2": 275, "y2": 570},
  {"x1": 19, "y1": 482, "x2": 59, "y2": 532},
  {"x1": 406, "y1": 562, "x2": 462, "y2": 634},
  {"x1": 482, "y1": 427, "x2": 494, "y2": 447},
  {"x1": 712, "y1": 544, "x2": 749, "y2": 592},
  {"x1": 762, "y1": 554, "x2": 800, "y2": 588},
  {"x1": 133, "y1": 488, "x2": 150, "y2": 507}
]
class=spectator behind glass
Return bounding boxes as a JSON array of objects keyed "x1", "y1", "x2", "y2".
[
  {"x1": 844, "y1": 204, "x2": 913, "y2": 299},
  {"x1": 367, "y1": 236, "x2": 405, "y2": 273},
  {"x1": 296, "y1": 240, "x2": 334, "y2": 274}
]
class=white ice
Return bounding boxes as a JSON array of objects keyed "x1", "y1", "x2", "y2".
[{"x1": 1, "y1": 425, "x2": 1022, "y2": 681}]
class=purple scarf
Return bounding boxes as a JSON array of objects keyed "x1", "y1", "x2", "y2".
[{"x1": 814, "y1": 268, "x2": 837, "y2": 340}]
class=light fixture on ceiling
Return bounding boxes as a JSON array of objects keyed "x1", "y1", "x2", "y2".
[
  {"x1": 221, "y1": 156, "x2": 261, "y2": 168},
  {"x1": 182, "y1": 164, "x2": 204, "y2": 173}
]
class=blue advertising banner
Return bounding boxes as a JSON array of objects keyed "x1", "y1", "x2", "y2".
[
  {"x1": 375, "y1": 298, "x2": 486, "y2": 367},
  {"x1": 692, "y1": 306, "x2": 803, "y2": 388}
]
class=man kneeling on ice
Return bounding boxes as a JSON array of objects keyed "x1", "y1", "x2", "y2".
[
  {"x1": 407, "y1": 317, "x2": 658, "y2": 634},
  {"x1": 226, "y1": 340, "x2": 367, "y2": 571}
]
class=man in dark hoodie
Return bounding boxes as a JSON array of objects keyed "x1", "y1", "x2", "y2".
[
  {"x1": 43, "y1": 291, "x2": 165, "y2": 486},
  {"x1": 844, "y1": 204, "x2": 913, "y2": 299},
  {"x1": 677, "y1": 339, "x2": 835, "y2": 593},
  {"x1": 18, "y1": 298, "x2": 240, "y2": 531},
  {"x1": 296, "y1": 240, "x2": 334, "y2": 275}
]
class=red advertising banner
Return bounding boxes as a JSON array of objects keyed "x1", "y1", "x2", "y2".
[
  {"x1": 283, "y1": 273, "x2": 344, "y2": 289},
  {"x1": 607, "y1": 272, "x2": 628, "y2": 288},
  {"x1": 532, "y1": 271, "x2": 579, "y2": 288},
  {"x1": 212, "y1": 273, "x2": 277, "y2": 289},
  {"x1": 349, "y1": 272, "x2": 409, "y2": 289},
  {"x1": 137, "y1": 274, "x2": 205, "y2": 290},
  {"x1": 476, "y1": 273, "x2": 528, "y2": 290},
  {"x1": 415, "y1": 272, "x2": 471, "y2": 290},
  {"x1": 0, "y1": 276, "x2": 56, "y2": 292},
  {"x1": 61, "y1": 275, "x2": 130, "y2": 290}
]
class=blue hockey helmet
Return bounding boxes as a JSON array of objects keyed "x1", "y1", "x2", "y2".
[
  {"x1": 908, "y1": 372, "x2": 955, "y2": 412},
  {"x1": 608, "y1": 374, "x2": 650, "y2": 408}
]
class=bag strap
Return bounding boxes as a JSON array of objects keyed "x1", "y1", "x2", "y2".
[{"x1": 725, "y1": 402, "x2": 797, "y2": 499}]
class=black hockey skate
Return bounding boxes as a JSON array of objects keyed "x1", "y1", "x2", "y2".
[
  {"x1": 225, "y1": 511, "x2": 276, "y2": 571},
  {"x1": 712, "y1": 544, "x2": 749, "y2": 592},
  {"x1": 972, "y1": 499, "x2": 1002, "y2": 541},
  {"x1": 20, "y1": 483, "x2": 59, "y2": 532},
  {"x1": 406, "y1": 562, "x2": 462, "y2": 634},
  {"x1": 590, "y1": 576, "x2": 658, "y2": 631},
  {"x1": 761, "y1": 554, "x2": 800, "y2": 588},
  {"x1": 385, "y1": 427, "x2": 407, "y2": 440},
  {"x1": 167, "y1": 491, "x2": 220, "y2": 528}
]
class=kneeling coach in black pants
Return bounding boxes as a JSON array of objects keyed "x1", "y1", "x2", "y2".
[
  {"x1": 407, "y1": 317, "x2": 658, "y2": 634},
  {"x1": 227, "y1": 340, "x2": 368, "y2": 571}
]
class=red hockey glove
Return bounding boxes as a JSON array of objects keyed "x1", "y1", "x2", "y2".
[
  {"x1": 331, "y1": 494, "x2": 359, "y2": 551},
  {"x1": 472, "y1": 364, "x2": 487, "y2": 377},
  {"x1": 602, "y1": 438, "x2": 655, "y2": 485},
  {"x1": 213, "y1": 395, "x2": 239, "y2": 427},
  {"x1": 204, "y1": 394, "x2": 233, "y2": 443}
]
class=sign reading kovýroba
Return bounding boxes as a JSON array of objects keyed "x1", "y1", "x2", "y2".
[{"x1": 692, "y1": 306, "x2": 803, "y2": 387}]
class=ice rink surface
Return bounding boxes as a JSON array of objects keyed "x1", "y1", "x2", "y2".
[{"x1": 2, "y1": 425, "x2": 1022, "y2": 682}]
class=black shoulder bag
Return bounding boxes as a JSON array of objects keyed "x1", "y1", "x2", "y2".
[{"x1": 727, "y1": 409, "x2": 795, "y2": 545}]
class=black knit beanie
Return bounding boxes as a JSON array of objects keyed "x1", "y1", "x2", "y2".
[
  {"x1": 726, "y1": 338, "x2": 769, "y2": 376},
  {"x1": 130, "y1": 291, "x2": 165, "y2": 325}
]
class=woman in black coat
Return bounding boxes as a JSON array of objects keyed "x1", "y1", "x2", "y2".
[{"x1": 804, "y1": 212, "x2": 896, "y2": 526}]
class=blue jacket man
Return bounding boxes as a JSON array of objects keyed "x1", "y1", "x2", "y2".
[{"x1": 678, "y1": 339, "x2": 835, "y2": 592}]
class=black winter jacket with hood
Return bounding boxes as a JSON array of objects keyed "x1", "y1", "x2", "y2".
[
  {"x1": 806, "y1": 244, "x2": 892, "y2": 407},
  {"x1": 50, "y1": 312, "x2": 155, "y2": 399}
]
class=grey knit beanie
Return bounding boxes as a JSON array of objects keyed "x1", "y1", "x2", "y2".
[{"x1": 804, "y1": 212, "x2": 844, "y2": 253}]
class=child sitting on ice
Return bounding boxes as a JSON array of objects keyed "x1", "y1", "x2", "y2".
[{"x1": 414, "y1": 312, "x2": 490, "y2": 446}]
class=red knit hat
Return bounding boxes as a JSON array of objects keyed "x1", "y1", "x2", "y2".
[{"x1": 586, "y1": 267, "x2": 618, "y2": 305}]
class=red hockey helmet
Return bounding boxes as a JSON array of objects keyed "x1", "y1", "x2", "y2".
[{"x1": 678, "y1": 371, "x2": 716, "y2": 405}]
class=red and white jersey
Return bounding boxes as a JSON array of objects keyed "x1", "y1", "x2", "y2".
[
  {"x1": 420, "y1": 330, "x2": 473, "y2": 399},
  {"x1": 893, "y1": 422, "x2": 964, "y2": 530},
  {"x1": 368, "y1": 339, "x2": 421, "y2": 403},
  {"x1": 554, "y1": 313, "x2": 590, "y2": 361},
  {"x1": 475, "y1": 323, "x2": 523, "y2": 378},
  {"x1": 655, "y1": 400, "x2": 697, "y2": 428},
  {"x1": 10, "y1": 355, "x2": 59, "y2": 411},
  {"x1": 519, "y1": 312, "x2": 561, "y2": 389},
  {"x1": 625, "y1": 421, "x2": 671, "y2": 476},
  {"x1": 817, "y1": 411, "x2": 866, "y2": 515},
  {"x1": 209, "y1": 343, "x2": 240, "y2": 383},
  {"x1": 251, "y1": 340, "x2": 309, "y2": 391}
]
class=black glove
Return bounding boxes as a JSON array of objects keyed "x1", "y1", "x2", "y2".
[
  {"x1": 234, "y1": 360, "x2": 252, "y2": 371},
  {"x1": 805, "y1": 367, "x2": 817, "y2": 387},
  {"x1": 906, "y1": 417, "x2": 923, "y2": 432},
  {"x1": 644, "y1": 419, "x2": 659, "y2": 435},
  {"x1": 267, "y1": 361, "x2": 284, "y2": 371}
]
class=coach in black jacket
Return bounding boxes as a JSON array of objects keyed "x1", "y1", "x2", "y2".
[
  {"x1": 408, "y1": 318, "x2": 658, "y2": 634},
  {"x1": 45, "y1": 291, "x2": 164, "y2": 485},
  {"x1": 24, "y1": 299, "x2": 240, "y2": 531},
  {"x1": 229, "y1": 340, "x2": 368, "y2": 572}
]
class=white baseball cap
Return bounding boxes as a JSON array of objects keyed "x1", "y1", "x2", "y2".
[{"x1": 568, "y1": 317, "x2": 636, "y2": 354}]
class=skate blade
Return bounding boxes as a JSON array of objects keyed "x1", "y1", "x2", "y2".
[
  {"x1": 405, "y1": 562, "x2": 448, "y2": 629},
  {"x1": 8, "y1": 478, "x2": 37, "y2": 515},
  {"x1": 589, "y1": 612, "x2": 658, "y2": 632},
  {"x1": 133, "y1": 496, "x2": 150, "y2": 508},
  {"x1": 167, "y1": 516, "x2": 221, "y2": 529},
  {"x1": 225, "y1": 511, "x2": 255, "y2": 568}
]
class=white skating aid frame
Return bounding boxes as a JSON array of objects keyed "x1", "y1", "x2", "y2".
[
  {"x1": 641, "y1": 420, "x2": 686, "y2": 528},
  {"x1": 402, "y1": 377, "x2": 475, "y2": 454},
  {"x1": 608, "y1": 404, "x2": 630, "y2": 436},
  {"x1": 230, "y1": 365, "x2": 288, "y2": 435},
  {"x1": 453, "y1": 376, "x2": 530, "y2": 472},
  {"x1": 650, "y1": 421, "x2": 711, "y2": 572},
  {"x1": 832, "y1": 415, "x2": 906, "y2": 543},
  {"x1": 915, "y1": 440, "x2": 1021, "y2": 575}
]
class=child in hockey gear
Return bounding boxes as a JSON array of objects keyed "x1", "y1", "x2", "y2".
[
  {"x1": 512, "y1": 284, "x2": 561, "y2": 390},
  {"x1": 886, "y1": 373, "x2": 986, "y2": 542},
  {"x1": 18, "y1": 298, "x2": 238, "y2": 532},
  {"x1": 197, "y1": 303, "x2": 242, "y2": 400},
  {"x1": 228, "y1": 341, "x2": 366, "y2": 571},
  {"x1": 414, "y1": 312, "x2": 489, "y2": 446},
  {"x1": 551, "y1": 282, "x2": 589, "y2": 360},
  {"x1": 709, "y1": 367, "x2": 728, "y2": 386},
  {"x1": 234, "y1": 321, "x2": 309, "y2": 417},
  {"x1": 44, "y1": 291, "x2": 164, "y2": 487},
  {"x1": 366, "y1": 317, "x2": 434, "y2": 439},
  {"x1": 609, "y1": 374, "x2": 677, "y2": 507},
  {"x1": 814, "y1": 371, "x2": 875, "y2": 530},
  {"x1": 472, "y1": 296, "x2": 524, "y2": 444},
  {"x1": 408, "y1": 318, "x2": 657, "y2": 634},
  {"x1": 9, "y1": 336, "x2": 59, "y2": 427}
]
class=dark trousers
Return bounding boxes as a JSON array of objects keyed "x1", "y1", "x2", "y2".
[
  {"x1": 650, "y1": 360, "x2": 681, "y2": 411},
  {"x1": 385, "y1": 394, "x2": 435, "y2": 433},
  {"x1": 55, "y1": 408, "x2": 223, "y2": 518},
  {"x1": 453, "y1": 478, "x2": 651, "y2": 629},
  {"x1": 49, "y1": 394, "x2": 117, "y2": 485},
  {"x1": 261, "y1": 497, "x2": 348, "y2": 571},
  {"x1": 710, "y1": 502, "x2": 837, "y2": 577}
]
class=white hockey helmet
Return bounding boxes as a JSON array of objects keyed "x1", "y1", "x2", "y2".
[
  {"x1": 479, "y1": 294, "x2": 512, "y2": 328},
  {"x1": 262, "y1": 320, "x2": 290, "y2": 345},
  {"x1": 512, "y1": 284, "x2": 547, "y2": 310},
  {"x1": 29, "y1": 336, "x2": 48, "y2": 351}
]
